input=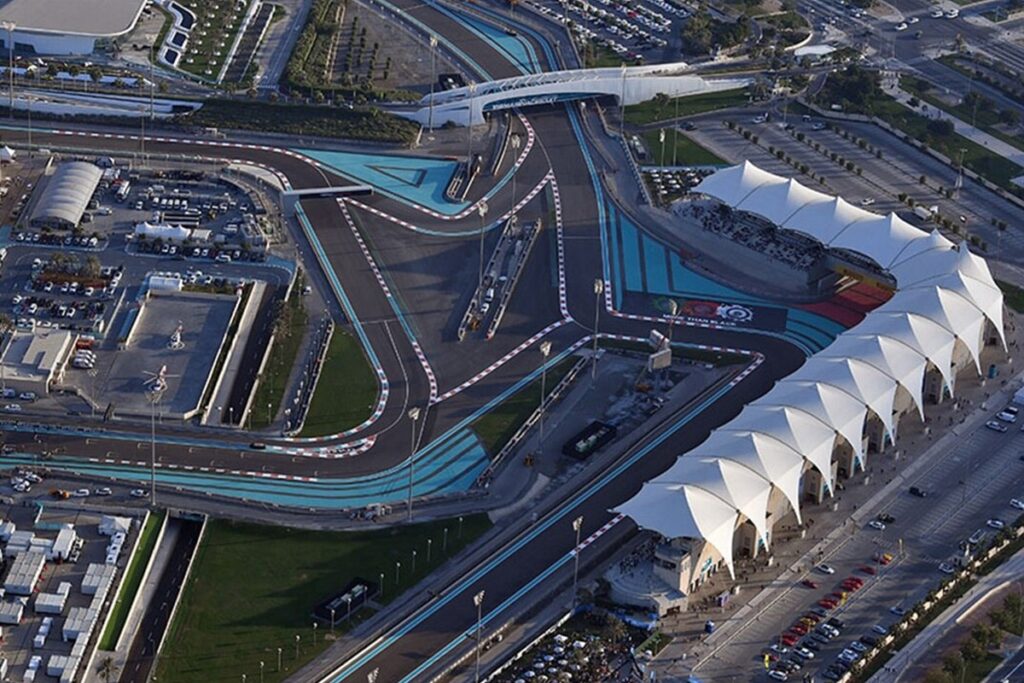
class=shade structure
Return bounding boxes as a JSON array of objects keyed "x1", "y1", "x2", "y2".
[
  {"x1": 820, "y1": 334, "x2": 928, "y2": 418},
  {"x1": 618, "y1": 163, "x2": 1005, "y2": 575},
  {"x1": 616, "y1": 481, "x2": 739, "y2": 576}
]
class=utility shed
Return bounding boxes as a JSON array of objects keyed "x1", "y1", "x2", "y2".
[
  {"x1": 4, "y1": 552, "x2": 45, "y2": 595},
  {"x1": 34, "y1": 583, "x2": 70, "y2": 614},
  {"x1": 98, "y1": 516, "x2": 131, "y2": 537},
  {"x1": 62, "y1": 606, "x2": 98, "y2": 642},
  {"x1": 0, "y1": 601, "x2": 23, "y2": 624},
  {"x1": 48, "y1": 527, "x2": 77, "y2": 562},
  {"x1": 81, "y1": 564, "x2": 116, "y2": 595}
]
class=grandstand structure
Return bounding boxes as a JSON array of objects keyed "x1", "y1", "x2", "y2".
[{"x1": 616, "y1": 161, "x2": 1006, "y2": 597}]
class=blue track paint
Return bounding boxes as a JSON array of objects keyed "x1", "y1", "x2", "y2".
[
  {"x1": 296, "y1": 149, "x2": 469, "y2": 214},
  {"x1": 619, "y1": 216, "x2": 644, "y2": 292},
  {"x1": 642, "y1": 232, "x2": 670, "y2": 293},
  {"x1": 328, "y1": 365, "x2": 743, "y2": 681},
  {"x1": 430, "y1": 3, "x2": 539, "y2": 74}
]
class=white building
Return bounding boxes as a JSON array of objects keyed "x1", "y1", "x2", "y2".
[
  {"x1": 0, "y1": 0, "x2": 147, "y2": 56},
  {"x1": 617, "y1": 162, "x2": 1005, "y2": 596}
]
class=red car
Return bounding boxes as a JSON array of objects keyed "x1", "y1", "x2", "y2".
[
  {"x1": 803, "y1": 613, "x2": 822, "y2": 624},
  {"x1": 791, "y1": 623, "x2": 809, "y2": 635},
  {"x1": 860, "y1": 565, "x2": 877, "y2": 575},
  {"x1": 846, "y1": 576, "x2": 865, "y2": 586},
  {"x1": 781, "y1": 634, "x2": 799, "y2": 646},
  {"x1": 819, "y1": 598, "x2": 837, "y2": 609},
  {"x1": 801, "y1": 579, "x2": 819, "y2": 589}
]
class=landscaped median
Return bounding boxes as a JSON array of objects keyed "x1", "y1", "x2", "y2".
[
  {"x1": 299, "y1": 329, "x2": 377, "y2": 437},
  {"x1": 154, "y1": 515, "x2": 492, "y2": 683},
  {"x1": 98, "y1": 510, "x2": 167, "y2": 651},
  {"x1": 847, "y1": 517, "x2": 1024, "y2": 682},
  {"x1": 624, "y1": 88, "x2": 751, "y2": 127}
]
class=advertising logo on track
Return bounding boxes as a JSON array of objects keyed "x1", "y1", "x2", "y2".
[{"x1": 676, "y1": 300, "x2": 786, "y2": 331}]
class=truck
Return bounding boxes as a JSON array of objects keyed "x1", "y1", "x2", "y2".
[
  {"x1": 562, "y1": 421, "x2": 618, "y2": 460},
  {"x1": 913, "y1": 205, "x2": 936, "y2": 221}
]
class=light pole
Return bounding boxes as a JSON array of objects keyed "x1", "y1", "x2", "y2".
[
  {"x1": 510, "y1": 132, "x2": 521, "y2": 215},
  {"x1": 592, "y1": 279, "x2": 603, "y2": 380},
  {"x1": 407, "y1": 406, "x2": 420, "y2": 521},
  {"x1": 1, "y1": 22, "x2": 14, "y2": 116},
  {"x1": 476, "y1": 199, "x2": 489, "y2": 297},
  {"x1": 473, "y1": 590, "x2": 486, "y2": 683},
  {"x1": 276, "y1": 647, "x2": 282, "y2": 672},
  {"x1": 329, "y1": 607, "x2": 335, "y2": 633},
  {"x1": 427, "y1": 538, "x2": 432, "y2": 562},
  {"x1": 428, "y1": 36, "x2": 437, "y2": 133},
  {"x1": 466, "y1": 82, "x2": 477, "y2": 163},
  {"x1": 572, "y1": 515, "x2": 583, "y2": 610},
  {"x1": 294, "y1": 634, "x2": 300, "y2": 660},
  {"x1": 312, "y1": 621, "x2": 317, "y2": 646},
  {"x1": 538, "y1": 340, "x2": 553, "y2": 446},
  {"x1": 672, "y1": 95, "x2": 679, "y2": 167},
  {"x1": 667, "y1": 299, "x2": 678, "y2": 345},
  {"x1": 150, "y1": 392, "x2": 162, "y2": 507},
  {"x1": 344, "y1": 594, "x2": 352, "y2": 623},
  {"x1": 259, "y1": 661, "x2": 264, "y2": 683},
  {"x1": 619, "y1": 63, "x2": 627, "y2": 136},
  {"x1": 411, "y1": 549, "x2": 417, "y2": 575}
]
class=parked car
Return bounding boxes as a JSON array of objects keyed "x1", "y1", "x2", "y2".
[
  {"x1": 130, "y1": 488, "x2": 147, "y2": 498},
  {"x1": 986, "y1": 420, "x2": 1009, "y2": 433}
]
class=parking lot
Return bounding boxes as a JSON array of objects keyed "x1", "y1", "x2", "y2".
[
  {"x1": 525, "y1": 0, "x2": 685, "y2": 64},
  {"x1": 684, "y1": 366, "x2": 1024, "y2": 681}
]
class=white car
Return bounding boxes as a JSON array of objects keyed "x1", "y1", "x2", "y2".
[
  {"x1": 945, "y1": 7, "x2": 959, "y2": 17},
  {"x1": 860, "y1": 198, "x2": 876, "y2": 206},
  {"x1": 869, "y1": 520, "x2": 886, "y2": 531},
  {"x1": 93, "y1": 487, "x2": 112, "y2": 496},
  {"x1": 1010, "y1": 499, "x2": 1024, "y2": 510},
  {"x1": 768, "y1": 671, "x2": 788, "y2": 681},
  {"x1": 931, "y1": 8, "x2": 944, "y2": 17},
  {"x1": 73, "y1": 488, "x2": 90, "y2": 498},
  {"x1": 907, "y1": 16, "x2": 919, "y2": 23},
  {"x1": 130, "y1": 488, "x2": 147, "y2": 498},
  {"x1": 988, "y1": 518, "x2": 1005, "y2": 530},
  {"x1": 986, "y1": 420, "x2": 1009, "y2": 433},
  {"x1": 997, "y1": 411, "x2": 1017, "y2": 423},
  {"x1": 816, "y1": 564, "x2": 836, "y2": 575},
  {"x1": 894, "y1": 22, "x2": 908, "y2": 31},
  {"x1": 871, "y1": 624, "x2": 890, "y2": 635},
  {"x1": 939, "y1": 562, "x2": 956, "y2": 574},
  {"x1": 794, "y1": 646, "x2": 815, "y2": 660}
]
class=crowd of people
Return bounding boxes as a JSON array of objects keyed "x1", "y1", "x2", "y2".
[{"x1": 685, "y1": 201, "x2": 821, "y2": 271}]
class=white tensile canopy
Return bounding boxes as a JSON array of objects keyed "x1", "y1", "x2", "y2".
[{"x1": 615, "y1": 163, "x2": 1005, "y2": 573}]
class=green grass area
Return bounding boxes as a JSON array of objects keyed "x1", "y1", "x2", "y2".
[
  {"x1": 99, "y1": 510, "x2": 166, "y2": 650},
  {"x1": 178, "y1": 98, "x2": 419, "y2": 143},
  {"x1": 756, "y1": 11, "x2": 810, "y2": 47},
  {"x1": 299, "y1": 330, "x2": 377, "y2": 437},
  {"x1": 584, "y1": 44, "x2": 627, "y2": 69},
  {"x1": 991, "y1": 278, "x2": 1024, "y2": 313},
  {"x1": 902, "y1": 77, "x2": 1024, "y2": 154},
  {"x1": 637, "y1": 630, "x2": 673, "y2": 656},
  {"x1": 640, "y1": 130, "x2": 725, "y2": 166},
  {"x1": 625, "y1": 88, "x2": 750, "y2": 126},
  {"x1": 250, "y1": 291, "x2": 308, "y2": 430},
  {"x1": 155, "y1": 515, "x2": 492, "y2": 683},
  {"x1": 178, "y1": 0, "x2": 254, "y2": 78},
  {"x1": 815, "y1": 68, "x2": 1024, "y2": 190},
  {"x1": 472, "y1": 358, "x2": 579, "y2": 455}
]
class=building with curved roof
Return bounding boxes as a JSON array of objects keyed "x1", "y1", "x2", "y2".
[
  {"x1": 616, "y1": 161, "x2": 1005, "y2": 593},
  {"x1": 30, "y1": 161, "x2": 102, "y2": 230},
  {"x1": 0, "y1": 0, "x2": 147, "y2": 55}
]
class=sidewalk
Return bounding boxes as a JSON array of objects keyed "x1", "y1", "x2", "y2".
[
  {"x1": 82, "y1": 520, "x2": 180, "y2": 683},
  {"x1": 887, "y1": 82, "x2": 1024, "y2": 174}
]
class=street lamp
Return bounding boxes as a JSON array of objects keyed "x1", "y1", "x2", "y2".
[
  {"x1": 473, "y1": 590, "x2": 486, "y2": 683},
  {"x1": 619, "y1": 63, "x2": 627, "y2": 136},
  {"x1": 538, "y1": 341, "x2": 553, "y2": 447},
  {"x1": 667, "y1": 299, "x2": 678, "y2": 345},
  {"x1": 259, "y1": 661, "x2": 264, "y2": 683},
  {"x1": 592, "y1": 279, "x2": 603, "y2": 380},
  {"x1": 476, "y1": 200, "x2": 489, "y2": 298},
  {"x1": 571, "y1": 516, "x2": 584, "y2": 610},
  {"x1": 294, "y1": 634, "x2": 300, "y2": 660},
  {"x1": 1, "y1": 22, "x2": 14, "y2": 116},
  {"x1": 329, "y1": 607, "x2": 335, "y2": 633},
  {"x1": 276, "y1": 647, "x2": 282, "y2": 672},
  {"x1": 312, "y1": 621, "x2": 318, "y2": 646},
  {"x1": 407, "y1": 406, "x2": 420, "y2": 521},
  {"x1": 428, "y1": 36, "x2": 438, "y2": 133},
  {"x1": 510, "y1": 132, "x2": 522, "y2": 215}
]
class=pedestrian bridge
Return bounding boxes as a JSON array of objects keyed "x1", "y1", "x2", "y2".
[
  {"x1": 281, "y1": 186, "x2": 373, "y2": 216},
  {"x1": 400, "y1": 62, "x2": 750, "y2": 127}
]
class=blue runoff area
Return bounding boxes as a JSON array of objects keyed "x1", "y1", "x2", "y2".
[
  {"x1": 605, "y1": 205, "x2": 846, "y2": 353},
  {"x1": 4, "y1": 428, "x2": 488, "y2": 510},
  {"x1": 295, "y1": 148, "x2": 469, "y2": 215},
  {"x1": 427, "y1": 2, "x2": 541, "y2": 74}
]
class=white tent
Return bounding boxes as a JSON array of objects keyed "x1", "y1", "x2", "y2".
[
  {"x1": 0, "y1": 146, "x2": 16, "y2": 163},
  {"x1": 617, "y1": 163, "x2": 1005, "y2": 570}
]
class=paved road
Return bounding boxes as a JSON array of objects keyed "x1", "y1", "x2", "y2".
[{"x1": 118, "y1": 517, "x2": 203, "y2": 683}]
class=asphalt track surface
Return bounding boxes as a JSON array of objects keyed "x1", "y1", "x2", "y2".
[
  {"x1": 0, "y1": 0, "x2": 816, "y2": 678},
  {"x1": 118, "y1": 517, "x2": 202, "y2": 683}
]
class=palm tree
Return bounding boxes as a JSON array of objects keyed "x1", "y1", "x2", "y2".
[{"x1": 97, "y1": 656, "x2": 119, "y2": 683}]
